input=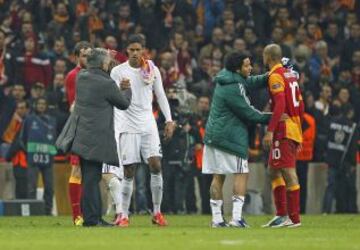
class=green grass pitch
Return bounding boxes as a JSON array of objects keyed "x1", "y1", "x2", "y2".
[{"x1": 0, "y1": 215, "x2": 360, "y2": 250}]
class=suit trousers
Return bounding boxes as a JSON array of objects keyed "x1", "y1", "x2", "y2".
[{"x1": 80, "y1": 158, "x2": 103, "y2": 225}]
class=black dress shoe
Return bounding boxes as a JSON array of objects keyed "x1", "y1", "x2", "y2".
[
  {"x1": 98, "y1": 219, "x2": 113, "y2": 227},
  {"x1": 83, "y1": 219, "x2": 114, "y2": 227}
]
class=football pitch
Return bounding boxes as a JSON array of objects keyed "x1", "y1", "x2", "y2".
[{"x1": 0, "y1": 215, "x2": 359, "y2": 250}]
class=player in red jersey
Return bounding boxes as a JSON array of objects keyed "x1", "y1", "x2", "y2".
[
  {"x1": 65, "y1": 41, "x2": 92, "y2": 226},
  {"x1": 262, "y1": 44, "x2": 304, "y2": 228}
]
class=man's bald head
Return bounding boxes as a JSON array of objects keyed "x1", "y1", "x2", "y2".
[{"x1": 263, "y1": 44, "x2": 282, "y2": 66}]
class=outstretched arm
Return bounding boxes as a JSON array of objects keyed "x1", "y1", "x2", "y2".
[
  {"x1": 244, "y1": 73, "x2": 268, "y2": 91},
  {"x1": 225, "y1": 83, "x2": 271, "y2": 124}
]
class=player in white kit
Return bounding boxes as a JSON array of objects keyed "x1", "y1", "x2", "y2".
[{"x1": 110, "y1": 34, "x2": 175, "y2": 227}]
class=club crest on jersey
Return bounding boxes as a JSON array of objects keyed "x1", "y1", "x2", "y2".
[{"x1": 272, "y1": 83, "x2": 282, "y2": 90}]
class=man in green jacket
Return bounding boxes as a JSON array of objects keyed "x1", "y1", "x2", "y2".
[{"x1": 202, "y1": 52, "x2": 271, "y2": 228}]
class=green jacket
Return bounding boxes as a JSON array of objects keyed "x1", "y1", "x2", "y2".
[{"x1": 204, "y1": 69, "x2": 271, "y2": 159}]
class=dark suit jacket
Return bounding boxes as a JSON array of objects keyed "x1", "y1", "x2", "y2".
[{"x1": 71, "y1": 68, "x2": 131, "y2": 165}]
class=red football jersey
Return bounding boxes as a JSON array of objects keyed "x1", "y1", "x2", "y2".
[
  {"x1": 268, "y1": 64, "x2": 304, "y2": 143},
  {"x1": 65, "y1": 66, "x2": 81, "y2": 106}
]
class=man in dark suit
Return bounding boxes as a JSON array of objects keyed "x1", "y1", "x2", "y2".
[{"x1": 71, "y1": 48, "x2": 131, "y2": 227}]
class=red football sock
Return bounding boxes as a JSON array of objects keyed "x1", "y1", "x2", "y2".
[
  {"x1": 287, "y1": 185, "x2": 300, "y2": 224},
  {"x1": 272, "y1": 177, "x2": 287, "y2": 216},
  {"x1": 69, "y1": 181, "x2": 82, "y2": 221}
]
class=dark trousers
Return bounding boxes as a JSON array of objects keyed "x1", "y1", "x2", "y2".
[
  {"x1": 323, "y1": 164, "x2": 358, "y2": 213},
  {"x1": 296, "y1": 161, "x2": 308, "y2": 214},
  {"x1": 185, "y1": 173, "x2": 197, "y2": 214},
  {"x1": 196, "y1": 172, "x2": 212, "y2": 214},
  {"x1": 163, "y1": 162, "x2": 187, "y2": 214},
  {"x1": 13, "y1": 167, "x2": 28, "y2": 199},
  {"x1": 80, "y1": 158, "x2": 103, "y2": 225},
  {"x1": 28, "y1": 164, "x2": 54, "y2": 215}
]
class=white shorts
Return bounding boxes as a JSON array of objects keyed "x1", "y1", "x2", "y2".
[
  {"x1": 202, "y1": 145, "x2": 249, "y2": 174},
  {"x1": 102, "y1": 163, "x2": 124, "y2": 179},
  {"x1": 119, "y1": 131, "x2": 162, "y2": 165}
]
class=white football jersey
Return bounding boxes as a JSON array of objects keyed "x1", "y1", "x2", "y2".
[{"x1": 110, "y1": 61, "x2": 172, "y2": 135}]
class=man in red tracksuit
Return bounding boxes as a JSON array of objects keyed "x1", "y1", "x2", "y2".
[{"x1": 65, "y1": 41, "x2": 92, "y2": 226}]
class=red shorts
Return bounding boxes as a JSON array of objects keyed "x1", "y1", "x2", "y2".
[
  {"x1": 268, "y1": 138, "x2": 297, "y2": 169},
  {"x1": 69, "y1": 154, "x2": 80, "y2": 166}
]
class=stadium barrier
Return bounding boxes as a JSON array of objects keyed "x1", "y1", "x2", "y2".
[
  {"x1": 0, "y1": 158, "x2": 360, "y2": 215},
  {"x1": 0, "y1": 199, "x2": 45, "y2": 216}
]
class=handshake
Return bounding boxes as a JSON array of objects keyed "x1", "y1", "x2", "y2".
[{"x1": 120, "y1": 78, "x2": 131, "y2": 90}]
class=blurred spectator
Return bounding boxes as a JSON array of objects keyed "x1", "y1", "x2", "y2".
[
  {"x1": 29, "y1": 82, "x2": 46, "y2": 111},
  {"x1": 270, "y1": 26, "x2": 292, "y2": 58},
  {"x1": 169, "y1": 31, "x2": 192, "y2": 80},
  {"x1": 309, "y1": 40, "x2": 335, "y2": 92},
  {"x1": 192, "y1": 0, "x2": 224, "y2": 40},
  {"x1": 162, "y1": 87, "x2": 197, "y2": 214},
  {"x1": 104, "y1": 35, "x2": 127, "y2": 63},
  {"x1": 47, "y1": 37, "x2": 69, "y2": 65},
  {"x1": 159, "y1": 50, "x2": 179, "y2": 89},
  {"x1": 53, "y1": 58, "x2": 68, "y2": 76},
  {"x1": 188, "y1": 56, "x2": 214, "y2": 97},
  {"x1": 323, "y1": 104, "x2": 358, "y2": 213},
  {"x1": 324, "y1": 22, "x2": 342, "y2": 60},
  {"x1": 14, "y1": 37, "x2": 52, "y2": 92},
  {"x1": 293, "y1": 27, "x2": 310, "y2": 49},
  {"x1": 296, "y1": 111, "x2": 316, "y2": 214},
  {"x1": 232, "y1": 38, "x2": 248, "y2": 54},
  {"x1": 315, "y1": 84, "x2": 332, "y2": 116},
  {"x1": 0, "y1": 29, "x2": 13, "y2": 86},
  {"x1": 313, "y1": 85, "x2": 332, "y2": 163},
  {"x1": 199, "y1": 27, "x2": 225, "y2": 59},
  {"x1": 332, "y1": 68, "x2": 352, "y2": 93},
  {"x1": 116, "y1": 1, "x2": 135, "y2": 46},
  {"x1": 341, "y1": 23, "x2": 360, "y2": 69},
  {"x1": 47, "y1": 73, "x2": 69, "y2": 135},
  {"x1": 191, "y1": 95, "x2": 211, "y2": 214},
  {"x1": 222, "y1": 18, "x2": 235, "y2": 48},
  {"x1": 4, "y1": 100, "x2": 29, "y2": 199},
  {"x1": 0, "y1": 84, "x2": 26, "y2": 144},
  {"x1": 243, "y1": 26, "x2": 259, "y2": 53},
  {"x1": 232, "y1": 0, "x2": 271, "y2": 40},
  {"x1": 337, "y1": 87, "x2": 351, "y2": 107},
  {"x1": 22, "y1": 97, "x2": 57, "y2": 215},
  {"x1": 0, "y1": 14, "x2": 15, "y2": 41},
  {"x1": 293, "y1": 45, "x2": 311, "y2": 90},
  {"x1": 47, "y1": 2, "x2": 74, "y2": 47},
  {"x1": 47, "y1": 74, "x2": 68, "y2": 113}
]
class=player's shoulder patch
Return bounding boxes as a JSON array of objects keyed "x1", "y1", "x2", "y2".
[
  {"x1": 269, "y1": 73, "x2": 285, "y2": 93},
  {"x1": 271, "y1": 83, "x2": 282, "y2": 90}
]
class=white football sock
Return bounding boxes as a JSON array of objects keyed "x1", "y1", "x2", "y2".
[
  {"x1": 210, "y1": 199, "x2": 224, "y2": 223},
  {"x1": 108, "y1": 177, "x2": 122, "y2": 215},
  {"x1": 150, "y1": 173, "x2": 163, "y2": 214},
  {"x1": 121, "y1": 177, "x2": 133, "y2": 218},
  {"x1": 232, "y1": 195, "x2": 245, "y2": 221}
]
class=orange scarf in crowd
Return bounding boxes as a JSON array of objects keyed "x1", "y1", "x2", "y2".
[
  {"x1": 54, "y1": 14, "x2": 69, "y2": 24},
  {"x1": 88, "y1": 15, "x2": 104, "y2": 32}
]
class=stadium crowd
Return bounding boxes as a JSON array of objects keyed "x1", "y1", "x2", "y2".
[{"x1": 0, "y1": 0, "x2": 359, "y2": 216}]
